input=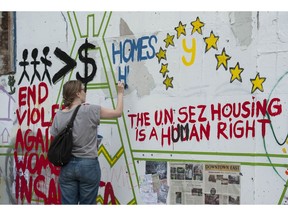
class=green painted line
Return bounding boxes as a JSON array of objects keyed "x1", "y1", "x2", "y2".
[
  {"x1": 96, "y1": 11, "x2": 107, "y2": 37},
  {"x1": 132, "y1": 149, "x2": 288, "y2": 158},
  {"x1": 265, "y1": 71, "x2": 288, "y2": 204},
  {"x1": 101, "y1": 11, "x2": 138, "y2": 201},
  {"x1": 67, "y1": 12, "x2": 77, "y2": 40},
  {"x1": 102, "y1": 12, "x2": 112, "y2": 38},
  {"x1": 86, "y1": 14, "x2": 94, "y2": 37},
  {"x1": 263, "y1": 136, "x2": 285, "y2": 183},
  {"x1": 73, "y1": 12, "x2": 83, "y2": 38},
  {"x1": 0, "y1": 153, "x2": 13, "y2": 156},
  {"x1": 87, "y1": 83, "x2": 109, "y2": 88},
  {"x1": 278, "y1": 179, "x2": 288, "y2": 204},
  {"x1": 97, "y1": 48, "x2": 113, "y2": 102},
  {"x1": 88, "y1": 86, "x2": 109, "y2": 90},
  {"x1": 100, "y1": 120, "x2": 118, "y2": 124},
  {"x1": 0, "y1": 145, "x2": 14, "y2": 148},
  {"x1": 72, "y1": 12, "x2": 107, "y2": 38},
  {"x1": 133, "y1": 157, "x2": 288, "y2": 168}
]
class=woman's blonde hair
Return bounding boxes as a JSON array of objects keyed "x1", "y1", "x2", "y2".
[{"x1": 62, "y1": 80, "x2": 82, "y2": 108}]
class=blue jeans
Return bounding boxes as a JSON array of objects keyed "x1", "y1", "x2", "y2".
[{"x1": 59, "y1": 157, "x2": 101, "y2": 204}]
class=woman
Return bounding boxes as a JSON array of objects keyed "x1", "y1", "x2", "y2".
[{"x1": 50, "y1": 80, "x2": 124, "y2": 204}]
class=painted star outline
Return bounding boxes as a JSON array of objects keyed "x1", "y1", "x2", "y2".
[
  {"x1": 163, "y1": 75, "x2": 174, "y2": 90},
  {"x1": 160, "y1": 63, "x2": 169, "y2": 77},
  {"x1": 215, "y1": 48, "x2": 231, "y2": 70},
  {"x1": 174, "y1": 21, "x2": 186, "y2": 39},
  {"x1": 156, "y1": 47, "x2": 167, "y2": 63},
  {"x1": 191, "y1": 17, "x2": 205, "y2": 35},
  {"x1": 250, "y1": 72, "x2": 266, "y2": 93},
  {"x1": 229, "y1": 62, "x2": 244, "y2": 83},
  {"x1": 164, "y1": 33, "x2": 175, "y2": 48},
  {"x1": 204, "y1": 31, "x2": 219, "y2": 53}
]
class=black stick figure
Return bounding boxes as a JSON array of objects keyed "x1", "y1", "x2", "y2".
[
  {"x1": 18, "y1": 49, "x2": 30, "y2": 85},
  {"x1": 40, "y1": 46, "x2": 52, "y2": 85},
  {"x1": 30, "y1": 48, "x2": 41, "y2": 85}
]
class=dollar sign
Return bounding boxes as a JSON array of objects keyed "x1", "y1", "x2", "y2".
[{"x1": 76, "y1": 38, "x2": 97, "y2": 86}]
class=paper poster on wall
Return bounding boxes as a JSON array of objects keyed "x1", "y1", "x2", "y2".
[
  {"x1": 169, "y1": 162, "x2": 240, "y2": 204},
  {"x1": 139, "y1": 161, "x2": 169, "y2": 204},
  {"x1": 204, "y1": 163, "x2": 240, "y2": 204},
  {"x1": 139, "y1": 174, "x2": 158, "y2": 204},
  {"x1": 169, "y1": 163, "x2": 204, "y2": 204}
]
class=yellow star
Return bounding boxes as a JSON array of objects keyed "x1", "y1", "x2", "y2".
[
  {"x1": 156, "y1": 47, "x2": 167, "y2": 63},
  {"x1": 174, "y1": 21, "x2": 186, "y2": 39},
  {"x1": 163, "y1": 75, "x2": 174, "y2": 90},
  {"x1": 164, "y1": 33, "x2": 175, "y2": 48},
  {"x1": 250, "y1": 73, "x2": 266, "y2": 93},
  {"x1": 204, "y1": 31, "x2": 219, "y2": 52},
  {"x1": 191, "y1": 17, "x2": 205, "y2": 35},
  {"x1": 230, "y1": 62, "x2": 244, "y2": 83},
  {"x1": 215, "y1": 48, "x2": 231, "y2": 70},
  {"x1": 160, "y1": 63, "x2": 169, "y2": 77}
]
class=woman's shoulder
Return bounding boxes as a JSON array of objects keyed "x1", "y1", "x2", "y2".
[
  {"x1": 82, "y1": 103, "x2": 99, "y2": 107},
  {"x1": 81, "y1": 103, "x2": 100, "y2": 111}
]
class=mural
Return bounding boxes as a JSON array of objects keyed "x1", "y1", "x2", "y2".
[{"x1": 0, "y1": 11, "x2": 288, "y2": 204}]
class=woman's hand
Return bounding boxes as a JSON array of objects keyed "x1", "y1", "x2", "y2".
[{"x1": 117, "y1": 81, "x2": 124, "y2": 95}]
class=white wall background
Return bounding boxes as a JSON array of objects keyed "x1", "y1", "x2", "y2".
[{"x1": 0, "y1": 11, "x2": 287, "y2": 204}]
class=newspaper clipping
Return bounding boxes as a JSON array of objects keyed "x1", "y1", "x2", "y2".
[{"x1": 169, "y1": 163, "x2": 240, "y2": 204}]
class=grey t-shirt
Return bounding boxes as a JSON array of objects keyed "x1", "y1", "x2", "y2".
[{"x1": 50, "y1": 103, "x2": 101, "y2": 158}]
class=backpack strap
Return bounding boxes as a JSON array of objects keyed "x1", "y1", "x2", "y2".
[{"x1": 67, "y1": 104, "x2": 81, "y2": 128}]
